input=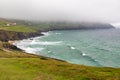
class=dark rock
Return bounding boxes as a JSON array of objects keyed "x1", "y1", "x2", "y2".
[{"x1": 0, "y1": 30, "x2": 42, "y2": 41}]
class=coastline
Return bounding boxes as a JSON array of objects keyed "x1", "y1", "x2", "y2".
[
  {"x1": 1, "y1": 28, "x2": 120, "y2": 80},
  {"x1": 0, "y1": 24, "x2": 115, "y2": 65},
  {"x1": 11, "y1": 31, "x2": 67, "y2": 62},
  {"x1": 1, "y1": 18, "x2": 120, "y2": 80},
  {"x1": 11, "y1": 28, "x2": 115, "y2": 66}
]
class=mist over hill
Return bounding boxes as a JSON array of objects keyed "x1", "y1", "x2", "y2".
[
  {"x1": 0, "y1": 18, "x2": 114, "y2": 31},
  {"x1": 0, "y1": 0, "x2": 120, "y2": 23}
]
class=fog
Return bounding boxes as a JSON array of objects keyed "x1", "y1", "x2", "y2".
[{"x1": 0, "y1": 0, "x2": 120, "y2": 23}]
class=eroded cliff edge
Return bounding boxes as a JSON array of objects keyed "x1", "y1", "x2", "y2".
[
  {"x1": 0, "y1": 30, "x2": 42, "y2": 41},
  {"x1": 0, "y1": 22, "x2": 114, "y2": 41}
]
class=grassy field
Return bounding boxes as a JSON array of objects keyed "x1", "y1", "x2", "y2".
[
  {"x1": 0, "y1": 19, "x2": 36, "y2": 32},
  {"x1": 0, "y1": 25, "x2": 36, "y2": 32},
  {"x1": 0, "y1": 57, "x2": 120, "y2": 80}
]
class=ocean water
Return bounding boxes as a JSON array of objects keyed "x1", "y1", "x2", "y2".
[{"x1": 14, "y1": 28, "x2": 120, "y2": 67}]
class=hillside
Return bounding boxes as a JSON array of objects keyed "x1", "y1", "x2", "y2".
[
  {"x1": 0, "y1": 18, "x2": 35, "y2": 32},
  {"x1": 3, "y1": 19, "x2": 114, "y2": 32},
  {"x1": 21, "y1": 21, "x2": 114, "y2": 31}
]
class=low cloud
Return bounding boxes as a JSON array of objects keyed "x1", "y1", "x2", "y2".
[{"x1": 0, "y1": 0, "x2": 120, "y2": 23}]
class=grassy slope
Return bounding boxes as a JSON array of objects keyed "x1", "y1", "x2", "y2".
[
  {"x1": 0, "y1": 57, "x2": 120, "y2": 80},
  {"x1": 0, "y1": 19, "x2": 35, "y2": 32},
  {"x1": 0, "y1": 25, "x2": 36, "y2": 32},
  {"x1": 0, "y1": 19, "x2": 120, "y2": 80}
]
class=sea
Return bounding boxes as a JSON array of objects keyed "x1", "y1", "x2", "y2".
[{"x1": 14, "y1": 28, "x2": 120, "y2": 68}]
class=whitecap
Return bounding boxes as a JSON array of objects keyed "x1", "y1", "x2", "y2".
[
  {"x1": 41, "y1": 32, "x2": 50, "y2": 36},
  {"x1": 24, "y1": 47, "x2": 44, "y2": 54},
  {"x1": 48, "y1": 50, "x2": 52, "y2": 53},
  {"x1": 82, "y1": 52, "x2": 87, "y2": 56},
  {"x1": 31, "y1": 41, "x2": 62, "y2": 45},
  {"x1": 70, "y1": 46, "x2": 76, "y2": 50}
]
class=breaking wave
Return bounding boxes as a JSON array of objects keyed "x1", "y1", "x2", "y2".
[
  {"x1": 31, "y1": 41, "x2": 62, "y2": 45},
  {"x1": 41, "y1": 32, "x2": 50, "y2": 36},
  {"x1": 24, "y1": 47, "x2": 44, "y2": 54}
]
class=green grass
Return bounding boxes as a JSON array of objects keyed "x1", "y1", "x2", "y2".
[
  {"x1": 0, "y1": 25, "x2": 36, "y2": 32},
  {"x1": 0, "y1": 18, "x2": 36, "y2": 32},
  {"x1": 0, "y1": 58, "x2": 120, "y2": 80}
]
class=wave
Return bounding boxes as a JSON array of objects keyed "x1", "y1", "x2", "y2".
[
  {"x1": 55, "y1": 33, "x2": 62, "y2": 35},
  {"x1": 19, "y1": 46, "x2": 44, "y2": 54},
  {"x1": 67, "y1": 46, "x2": 101, "y2": 66},
  {"x1": 82, "y1": 52, "x2": 87, "y2": 56},
  {"x1": 67, "y1": 45, "x2": 76, "y2": 50},
  {"x1": 41, "y1": 32, "x2": 50, "y2": 36},
  {"x1": 95, "y1": 47, "x2": 110, "y2": 52},
  {"x1": 14, "y1": 40, "x2": 44, "y2": 54},
  {"x1": 31, "y1": 41, "x2": 62, "y2": 45},
  {"x1": 48, "y1": 50, "x2": 52, "y2": 53},
  {"x1": 15, "y1": 38, "x2": 62, "y2": 46},
  {"x1": 70, "y1": 46, "x2": 76, "y2": 50},
  {"x1": 82, "y1": 52, "x2": 101, "y2": 66}
]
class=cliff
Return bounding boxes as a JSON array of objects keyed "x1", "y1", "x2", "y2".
[{"x1": 0, "y1": 30, "x2": 42, "y2": 41}]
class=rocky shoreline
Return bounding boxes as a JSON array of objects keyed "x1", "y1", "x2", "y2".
[
  {"x1": 0, "y1": 23, "x2": 114, "y2": 53},
  {"x1": 0, "y1": 30, "x2": 43, "y2": 41}
]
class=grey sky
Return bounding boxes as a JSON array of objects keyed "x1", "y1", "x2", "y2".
[{"x1": 0, "y1": 0, "x2": 120, "y2": 23}]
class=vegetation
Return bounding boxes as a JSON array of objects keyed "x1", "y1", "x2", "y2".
[
  {"x1": 0, "y1": 19, "x2": 35, "y2": 32},
  {"x1": 0, "y1": 55, "x2": 120, "y2": 80},
  {"x1": 0, "y1": 25, "x2": 35, "y2": 32},
  {"x1": 0, "y1": 19, "x2": 113, "y2": 32},
  {"x1": 0, "y1": 19, "x2": 82, "y2": 32},
  {"x1": 0, "y1": 57, "x2": 120, "y2": 80}
]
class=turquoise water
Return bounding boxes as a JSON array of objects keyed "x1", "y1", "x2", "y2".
[{"x1": 15, "y1": 29, "x2": 120, "y2": 67}]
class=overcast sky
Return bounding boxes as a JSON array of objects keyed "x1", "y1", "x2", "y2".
[{"x1": 0, "y1": 0, "x2": 120, "y2": 23}]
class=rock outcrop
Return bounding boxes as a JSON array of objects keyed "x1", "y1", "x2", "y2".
[{"x1": 0, "y1": 30, "x2": 43, "y2": 41}]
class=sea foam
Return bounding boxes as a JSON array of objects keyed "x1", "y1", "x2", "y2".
[
  {"x1": 31, "y1": 41, "x2": 62, "y2": 45},
  {"x1": 41, "y1": 32, "x2": 50, "y2": 36},
  {"x1": 25, "y1": 47, "x2": 44, "y2": 54},
  {"x1": 70, "y1": 46, "x2": 76, "y2": 50}
]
